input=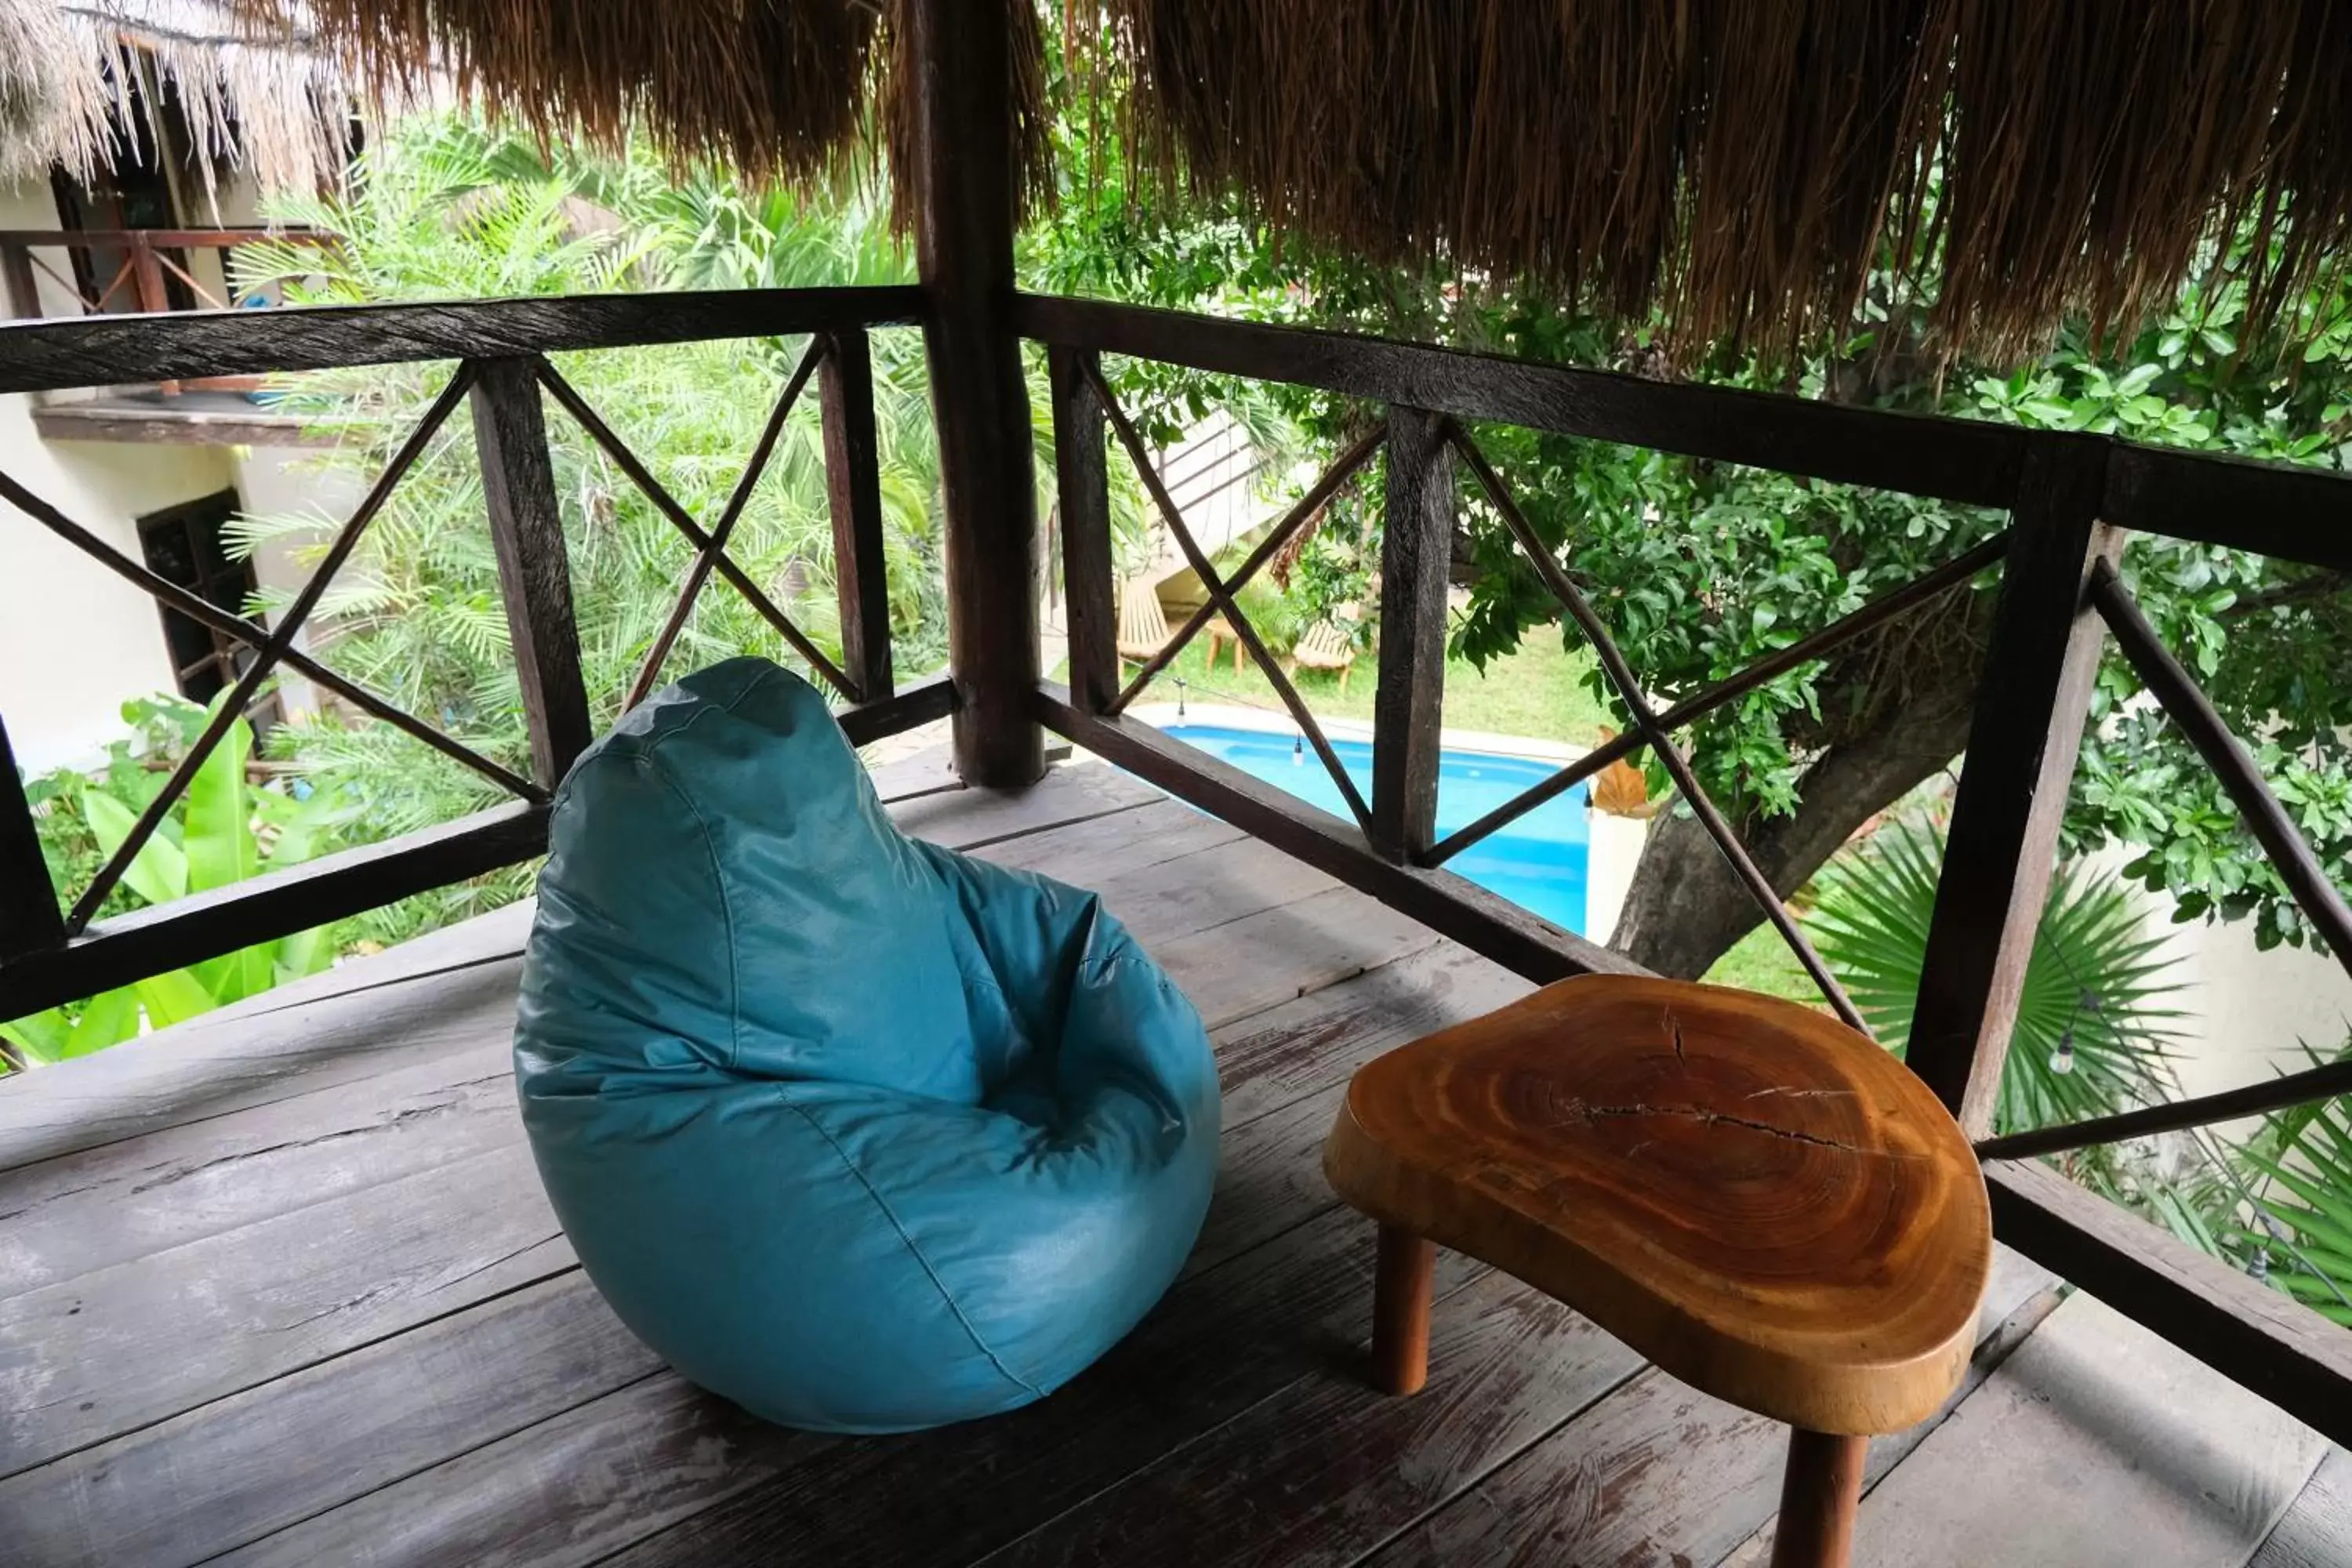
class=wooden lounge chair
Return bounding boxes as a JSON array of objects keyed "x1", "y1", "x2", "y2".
[
  {"x1": 1588, "y1": 725, "x2": 1659, "y2": 816},
  {"x1": 1288, "y1": 619, "x2": 1357, "y2": 695},
  {"x1": 1116, "y1": 579, "x2": 1171, "y2": 667}
]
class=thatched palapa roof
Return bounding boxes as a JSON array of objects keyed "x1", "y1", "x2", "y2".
[
  {"x1": 255, "y1": 0, "x2": 1053, "y2": 222},
  {"x1": 1, "y1": 0, "x2": 380, "y2": 197},
  {"x1": 63, "y1": 1, "x2": 2352, "y2": 365},
  {"x1": 1098, "y1": 1, "x2": 2352, "y2": 362}
]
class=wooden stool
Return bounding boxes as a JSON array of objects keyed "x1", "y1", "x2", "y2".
[
  {"x1": 1203, "y1": 614, "x2": 1247, "y2": 674},
  {"x1": 1323, "y1": 975, "x2": 1990, "y2": 1568}
]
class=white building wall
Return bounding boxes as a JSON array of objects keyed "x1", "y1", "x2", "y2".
[
  {"x1": 2, "y1": 180, "x2": 85, "y2": 323},
  {"x1": 2161, "y1": 909, "x2": 2352, "y2": 1098},
  {"x1": 0, "y1": 405, "x2": 242, "y2": 772},
  {"x1": 0, "y1": 179, "x2": 292, "y2": 775}
]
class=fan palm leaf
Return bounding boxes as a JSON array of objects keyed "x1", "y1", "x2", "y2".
[{"x1": 1806, "y1": 822, "x2": 2190, "y2": 1136}]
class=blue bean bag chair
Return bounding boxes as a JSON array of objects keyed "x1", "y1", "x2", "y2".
[{"x1": 513, "y1": 658, "x2": 1220, "y2": 1434}]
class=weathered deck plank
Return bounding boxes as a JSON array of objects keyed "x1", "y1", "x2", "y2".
[
  {"x1": 0, "y1": 1049, "x2": 521, "y2": 1301},
  {"x1": 1365, "y1": 1245, "x2": 2062, "y2": 1568},
  {"x1": 1842, "y1": 1292, "x2": 2324, "y2": 1567},
  {"x1": 0, "y1": 947, "x2": 529, "y2": 1174},
  {"x1": 0, "y1": 1138, "x2": 572, "y2": 1475},
  {"x1": 0, "y1": 772, "x2": 1497, "y2": 1564},
  {"x1": 209, "y1": 1210, "x2": 1489, "y2": 1568},
  {"x1": 975, "y1": 1272, "x2": 1646, "y2": 1568},
  {"x1": 2250, "y1": 1446, "x2": 2352, "y2": 1568},
  {"x1": 0, "y1": 756, "x2": 2328, "y2": 1568},
  {"x1": 0, "y1": 1274, "x2": 660, "y2": 1568}
]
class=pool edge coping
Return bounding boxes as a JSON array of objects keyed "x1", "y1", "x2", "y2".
[{"x1": 1123, "y1": 702, "x2": 1589, "y2": 766}]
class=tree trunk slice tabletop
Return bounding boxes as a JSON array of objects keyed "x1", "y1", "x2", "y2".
[{"x1": 1323, "y1": 975, "x2": 1992, "y2": 1436}]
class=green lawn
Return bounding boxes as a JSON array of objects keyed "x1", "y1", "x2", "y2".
[
  {"x1": 1121, "y1": 626, "x2": 1617, "y2": 746},
  {"x1": 1697, "y1": 922, "x2": 1823, "y2": 1006}
]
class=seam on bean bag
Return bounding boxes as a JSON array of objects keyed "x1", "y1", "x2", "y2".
[
  {"x1": 782, "y1": 1094, "x2": 1046, "y2": 1402},
  {"x1": 626, "y1": 662, "x2": 789, "y2": 1073},
  {"x1": 638, "y1": 754, "x2": 744, "y2": 1072}
]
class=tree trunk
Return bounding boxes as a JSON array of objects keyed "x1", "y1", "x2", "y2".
[{"x1": 1612, "y1": 692, "x2": 1980, "y2": 978}]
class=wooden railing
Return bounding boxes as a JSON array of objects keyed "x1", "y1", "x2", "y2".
[
  {"x1": 0, "y1": 285, "x2": 944, "y2": 1021},
  {"x1": 3, "y1": 282, "x2": 2350, "y2": 1446},
  {"x1": 1016, "y1": 292, "x2": 2352, "y2": 1445},
  {"x1": 0, "y1": 227, "x2": 339, "y2": 322}
]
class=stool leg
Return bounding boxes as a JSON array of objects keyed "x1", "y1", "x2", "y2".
[
  {"x1": 1370, "y1": 1225, "x2": 1436, "y2": 1395},
  {"x1": 1769, "y1": 1428, "x2": 1870, "y2": 1568}
]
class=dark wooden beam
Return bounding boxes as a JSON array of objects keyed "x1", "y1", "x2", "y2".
[
  {"x1": 0, "y1": 464, "x2": 541, "y2": 803},
  {"x1": 0, "y1": 226, "x2": 337, "y2": 249},
  {"x1": 821, "y1": 328, "x2": 895, "y2": 704},
  {"x1": 0, "y1": 681, "x2": 946, "y2": 1022},
  {"x1": 1033, "y1": 684, "x2": 1648, "y2": 985},
  {"x1": 1109, "y1": 424, "x2": 1387, "y2": 716},
  {"x1": 1424, "y1": 532, "x2": 2010, "y2": 869},
  {"x1": 1013, "y1": 294, "x2": 2025, "y2": 509},
  {"x1": 0, "y1": 713, "x2": 64, "y2": 964},
  {"x1": 532, "y1": 359, "x2": 858, "y2": 702},
  {"x1": 2, "y1": 243, "x2": 39, "y2": 321},
  {"x1": 470, "y1": 358, "x2": 593, "y2": 787},
  {"x1": 1083, "y1": 357, "x2": 1375, "y2": 832},
  {"x1": 626, "y1": 342, "x2": 826, "y2": 712},
  {"x1": 0, "y1": 286, "x2": 926, "y2": 396},
  {"x1": 2091, "y1": 562, "x2": 2352, "y2": 973},
  {"x1": 837, "y1": 673, "x2": 957, "y2": 747},
  {"x1": 1986, "y1": 1159, "x2": 2352, "y2": 1450},
  {"x1": 1047, "y1": 345, "x2": 1119, "y2": 714},
  {"x1": 906, "y1": 0, "x2": 1041, "y2": 787},
  {"x1": 1448, "y1": 423, "x2": 1865, "y2": 1030},
  {"x1": 1908, "y1": 434, "x2": 2121, "y2": 1134},
  {"x1": 2106, "y1": 444, "x2": 2352, "y2": 574},
  {"x1": 1372, "y1": 406, "x2": 1453, "y2": 861},
  {"x1": 0, "y1": 802, "x2": 550, "y2": 1022},
  {"x1": 1425, "y1": 729, "x2": 1646, "y2": 868},
  {"x1": 1977, "y1": 1054, "x2": 2352, "y2": 1163}
]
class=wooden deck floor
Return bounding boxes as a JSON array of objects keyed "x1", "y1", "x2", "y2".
[{"x1": 2, "y1": 755, "x2": 2346, "y2": 1568}]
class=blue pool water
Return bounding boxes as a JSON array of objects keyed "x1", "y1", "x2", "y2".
[{"x1": 1156, "y1": 724, "x2": 1591, "y2": 935}]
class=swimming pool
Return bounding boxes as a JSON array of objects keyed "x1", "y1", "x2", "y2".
[{"x1": 1156, "y1": 724, "x2": 1592, "y2": 935}]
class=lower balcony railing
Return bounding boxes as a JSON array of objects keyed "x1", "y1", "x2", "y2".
[{"x1": 2, "y1": 283, "x2": 2349, "y2": 1448}]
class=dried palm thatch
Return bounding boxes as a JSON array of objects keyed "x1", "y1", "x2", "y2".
[
  {"x1": 1096, "y1": 0, "x2": 2352, "y2": 365},
  {"x1": 2, "y1": 0, "x2": 379, "y2": 198},
  {"x1": 236, "y1": 0, "x2": 1051, "y2": 223}
]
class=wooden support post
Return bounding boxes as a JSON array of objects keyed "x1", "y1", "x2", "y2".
[
  {"x1": 129, "y1": 235, "x2": 169, "y2": 315},
  {"x1": 1, "y1": 244, "x2": 37, "y2": 320},
  {"x1": 1769, "y1": 1428, "x2": 1870, "y2": 1568},
  {"x1": 1907, "y1": 434, "x2": 2120, "y2": 1134},
  {"x1": 1050, "y1": 345, "x2": 1118, "y2": 713},
  {"x1": 0, "y1": 711, "x2": 66, "y2": 964},
  {"x1": 1370, "y1": 1225, "x2": 1436, "y2": 1396},
  {"x1": 130, "y1": 237, "x2": 180, "y2": 394},
  {"x1": 1372, "y1": 406, "x2": 1454, "y2": 862},
  {"x1": 905, "y1": 0, "x2": 1042, "y2": 786},
  {"x1": 821, "y1": 328, "x2": 894, "y2": 704},
  {"x1": 470, "y1": 356, "x2": 593, "y2": 788}
]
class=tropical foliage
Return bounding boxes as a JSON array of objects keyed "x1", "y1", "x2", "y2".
[
  {"x1": 1806, "y1": 823, "x2": 2189, "y2": 1139},
  {"x1": 228, "y1": 118, "x2": 957, "y2": 943},
  {"x1": 2235, "y1": 1057, "x2": 2352, "y2": 1326},
  {"x1": 4, "y1": 695, "x2": 337, "y2": 1073},
  {"x1": 1051, "y1": 150, "x2": 2352, "y2": 978}
]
